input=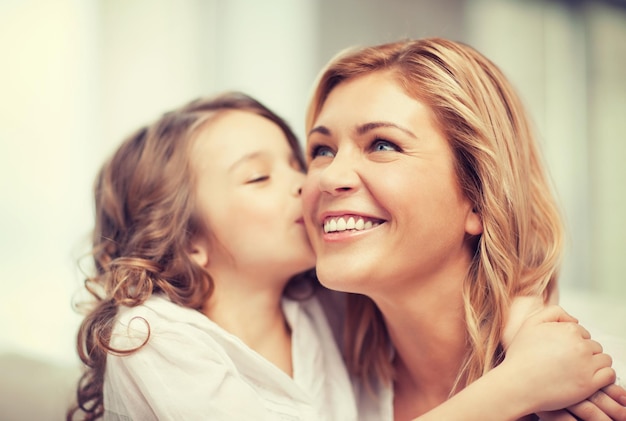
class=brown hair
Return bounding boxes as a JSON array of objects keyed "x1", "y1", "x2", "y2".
[
  {"x1": 68, "y1": 92, "x2": 308, "y2": 420},
  {"x1": 306, "y1": 38, "x2": 564, "y2": 393}
]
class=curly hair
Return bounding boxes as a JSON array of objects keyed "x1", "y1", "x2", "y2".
[
  {"x1": 68, "y1": 92, "x2": 309, "y2": 420},
  {"x1": 306, "y1": 38, "x2": 564, "y2": 394}
]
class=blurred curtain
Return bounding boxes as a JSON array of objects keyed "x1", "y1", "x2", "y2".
[{"x1": 466, "y1": 0, "x2": 626, "y2": 298}]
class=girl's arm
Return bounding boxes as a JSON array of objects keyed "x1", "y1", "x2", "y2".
[
  {"x1": 505, "y1": 296, "x2": 626, "y2": 420},
  {"x1": 538, "y1": 384, "x2": 626, "y2": 421},
  {"x1": 412, "y1": 305, "x2": 626, "y2": 421}
]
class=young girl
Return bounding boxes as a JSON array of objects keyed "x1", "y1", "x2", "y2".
[
  {"x1": 68, "y1": 92, "x2": 357, "y2": 420},
  {"x1": 69, "y1": 91, "x2": 621, "y2": 421},
  {"x1": 303, "y1": 37, "x2": 626, "y2": 420}
]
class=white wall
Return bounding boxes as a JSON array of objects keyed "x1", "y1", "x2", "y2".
[
  {"x1": 211, "y1": 0, "x2": 319, "y2": 141},
  {"x1": 0, "y1": 0, "x2": 100, "y2": 366}
]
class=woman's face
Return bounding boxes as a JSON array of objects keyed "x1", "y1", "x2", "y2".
[
  {"x1": 191, "y1": 110, "x2": 315, "y2": 284},
  {"x1": 302, "y1": 71, "x2": 482, "y2": 298}
]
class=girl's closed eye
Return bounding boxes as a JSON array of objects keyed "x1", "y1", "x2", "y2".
[
  {"x1": 371, "y1": 138, "x2": 401, "y2": 152},
  {"x1": 246, "y1": 174, "x2": 269, "y2": 184}
]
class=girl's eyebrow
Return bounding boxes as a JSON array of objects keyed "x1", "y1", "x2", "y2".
[
  {"x1": 308, "y1": 121, "x2": 417, "y2": 139},
  {"x1": 228, "y1": 151, "x2": 265, "y2": 172}
]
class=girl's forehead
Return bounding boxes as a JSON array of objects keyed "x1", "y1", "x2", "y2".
[{"x1": 191, "y1": 110, "x2": 292, "y2": 171}]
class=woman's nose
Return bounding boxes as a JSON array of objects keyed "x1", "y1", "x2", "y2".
[{"x1": 318, "y1": 152, "x2": 359, "y2": 195}]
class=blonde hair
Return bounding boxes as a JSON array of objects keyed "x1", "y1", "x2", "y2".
[
  {"x1": 306, "y1": 38, "x2": 564, "y2": 393},
  {"x1": 69, "y1": 92, "x2": 309, "y2": 420}
]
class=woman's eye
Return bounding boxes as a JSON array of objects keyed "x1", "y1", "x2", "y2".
[
  {"x1": 310, "y1": 144, "x2": 335, "y2": 159},
  {"x1": 371, "y1": 139, "x2": 400, "y2": 152}
]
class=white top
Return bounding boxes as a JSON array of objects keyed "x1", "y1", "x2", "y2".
[{"x1": 103, "y1": 294, "x2": 358, "y2": 421}]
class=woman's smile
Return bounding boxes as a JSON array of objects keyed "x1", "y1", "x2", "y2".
[{"x1": 322, "y1": 214, "x2": 385, "y2": 234}]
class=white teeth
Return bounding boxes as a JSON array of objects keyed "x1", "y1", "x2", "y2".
[{"x1": 323, "y1": 216, "x2": 380, "y2": 233}]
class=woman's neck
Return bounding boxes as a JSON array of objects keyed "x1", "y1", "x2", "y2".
[{"x1": 373, "y1": 281, "x2": 468, "y2": 419}]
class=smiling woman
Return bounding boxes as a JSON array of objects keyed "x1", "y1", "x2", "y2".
[
  {"x1": 305, "y1": 70, "x2": 481, "y2": 297},
  {"x1": 302, "y1": 38, "x2": 626, "y2": 420}
]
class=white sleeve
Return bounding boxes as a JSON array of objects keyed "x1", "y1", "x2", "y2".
[{"x1": 103, "y1": 309, "x2": 269, "y2": 421}]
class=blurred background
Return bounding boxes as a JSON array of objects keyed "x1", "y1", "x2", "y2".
[{"x1": 1, "y1": 0, "x2": 625, "y2": 419}]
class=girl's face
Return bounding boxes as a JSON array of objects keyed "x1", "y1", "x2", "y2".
[
  {"x1": 191, "y1": 110, "x2": 315, "y2": 285},
  {"x1": 302, "y1": 71, "x2": 482, "y2": 299}
]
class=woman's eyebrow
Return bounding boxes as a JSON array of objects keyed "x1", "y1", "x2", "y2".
[
  {"x1": 308, "y1": 121, "x2": 418, "y2": 139},
  {"x1": 356, "y1": 121, "x2": 417, "y2": 138},
  {"x1": 308, "y1": 125, "x2": 331, "y2": 137}
]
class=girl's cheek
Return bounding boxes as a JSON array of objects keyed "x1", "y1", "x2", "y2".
[{"x1": 300, "y1": 182, "x2": 319, "y2": 228}]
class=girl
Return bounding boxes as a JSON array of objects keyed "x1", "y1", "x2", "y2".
[{"x1": 69, "y1": 92, "x2": 357, "y2": 420}]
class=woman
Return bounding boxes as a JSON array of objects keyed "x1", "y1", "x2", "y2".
[{"x1": 303, "y1": 38, "x2": 626, "y2": 420}]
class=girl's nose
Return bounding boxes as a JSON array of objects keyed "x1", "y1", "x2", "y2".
[{"x1": 292, "y1": 171, "x2": 306, "y2": 196}]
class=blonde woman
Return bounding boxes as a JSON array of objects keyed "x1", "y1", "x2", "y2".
[{"x1": 303, "y1": 38, "x2": 626, "y2": 420}]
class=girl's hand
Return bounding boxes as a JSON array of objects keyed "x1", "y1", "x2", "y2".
[
  {"x1": 501, "y1": 305, "x2": 617, "y2": 413},
  {"x1": 504, "y1": 297, "x2": 626, "y2": 419}
]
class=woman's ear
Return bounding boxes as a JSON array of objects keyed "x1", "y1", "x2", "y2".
[{"x1": 465, "y1": 206, "x2": 483, "y2": 236}]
